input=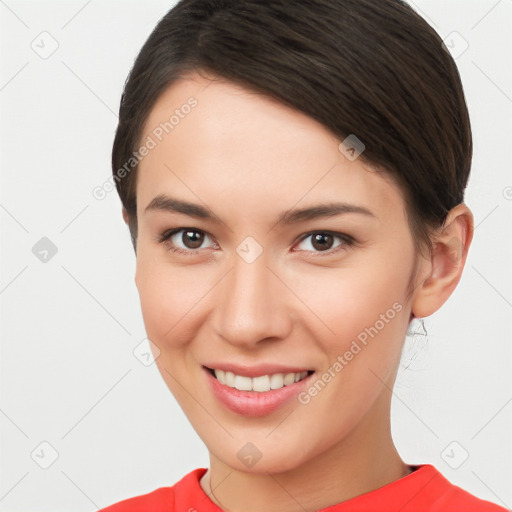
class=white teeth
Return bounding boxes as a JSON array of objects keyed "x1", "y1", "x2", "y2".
[
  {"x1": 252, "y1": 375, "x2": 270, "y2": 392},
  {"x1": 213, "y1": 369, "x2": 310, "y2": 392},
  {"x1": 234, "y1": 375, "x2": 252, "y2": 391},
  {"x1": 269, "y1": 373, "x2": 284, "y2": 389},
  {"x1": 225, "y1": 371, "x2": 236, "y2": 387},
  {"x1": 283, "y1": 373, "x2": 296, "y2": 386}
]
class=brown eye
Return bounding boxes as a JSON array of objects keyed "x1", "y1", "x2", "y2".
[
  {"x1": 310, "y1": 233, "x2": 335, "y2": 251},
  {"x1": 295, "y1": 231, "x2": 354, "y2": 256},
  {"x1": 180, "y1": 230, "x2": 204, "y2": 249},
  {"x1": 158, "y1": 228, "x2": 216, "y2": 255}
]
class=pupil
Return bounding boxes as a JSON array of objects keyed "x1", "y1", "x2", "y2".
[
  {"x1": 184, "y1": 230, "x2": 203, "y2": 249},
  {"x1": 312, "y1": 233, "x2": 332, "y2": 251}
]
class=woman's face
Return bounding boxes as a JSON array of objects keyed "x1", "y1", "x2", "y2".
[{"x1": 133, "y1": 71, "x2": 423, "y2": 473}]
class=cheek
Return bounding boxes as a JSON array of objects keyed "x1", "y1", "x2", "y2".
[
  {"x1": 294, "y1": 250, "x2": 412, "y2": 353},
  {"x1": 291, "y1": 265, "x2": 411, "y2": 440},
  {"x1": 296, "y1": 245, "x2": 414, "y2": 414},
  {"x1": 135, "y1": 251, "x2": 212, "y2": 349}
]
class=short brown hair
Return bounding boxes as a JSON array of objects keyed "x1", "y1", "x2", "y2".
[{"x1": 112, "y1": 0, "x2": 472, "y2": 255}]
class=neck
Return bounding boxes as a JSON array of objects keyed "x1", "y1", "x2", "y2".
[{"x1": 200, "y1": 389, "x2": 410, "y2": 512}]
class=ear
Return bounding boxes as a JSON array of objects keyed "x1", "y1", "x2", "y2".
[
  {"x1": 122, "y1": 206, "x2": 129, "y2": 225},
  {"x1": 411, "y1": 203, "x2": 474, "y2": 319}
]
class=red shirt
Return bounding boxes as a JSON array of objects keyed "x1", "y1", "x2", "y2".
[{"x1": 97, "y1": 465, "x2": 509, "y2": 511}]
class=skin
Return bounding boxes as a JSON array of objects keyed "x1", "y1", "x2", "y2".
[{"x1": 124, "y1": 70, "x2": 474, "y2": 512}]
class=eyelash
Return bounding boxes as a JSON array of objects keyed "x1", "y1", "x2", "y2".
[{"x1": 156, "y1": 227, "x2": 356, "y2": 257}]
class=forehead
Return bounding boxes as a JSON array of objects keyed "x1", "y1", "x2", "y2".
[{"x1": 136, "y1": 71, "x2": 406, "y2": 227}]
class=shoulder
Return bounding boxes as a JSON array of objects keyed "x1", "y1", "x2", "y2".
[
  {"x1": 336, "y1": 464, "x2": 509, "y2": 512},
  {"x1": 412, "y1": 465, "x2": 509, "y2": 512},
  {"x1": 96, "y1": 468, "x2": 207, "y2": 512},
  {"x1": 430, "y1": 477, "x2": 509, "y2": 511},
  {"x1": 97, "y1": 486, "x2": 174, "y2": 512}
]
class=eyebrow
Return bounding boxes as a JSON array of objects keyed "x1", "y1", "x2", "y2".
[{"x1": 144, "y1": 194, "x2": 376, "y2": 226}]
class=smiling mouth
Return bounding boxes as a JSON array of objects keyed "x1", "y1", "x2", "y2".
[{"x1": 205, "y1": 366, "x2": 314, "y2": 393}]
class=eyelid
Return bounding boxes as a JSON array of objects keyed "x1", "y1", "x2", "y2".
[
  {"x1": 156, "y1": 227, "x2": 217, "y2": 254},
  {"x1": 156, "y1": 227, "x2": 356, "y2": 256},
  {"x1": 293, "y1": 230, "x2": 355, "y2": 255}
]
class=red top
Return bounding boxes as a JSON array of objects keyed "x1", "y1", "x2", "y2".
[{"x1": 98, "y1": 465, "x2": 509, "y2": 511}]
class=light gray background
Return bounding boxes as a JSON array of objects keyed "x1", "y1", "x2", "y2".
[{"x1": 1, "y1": 1, "x2": 511, "y2": 511}]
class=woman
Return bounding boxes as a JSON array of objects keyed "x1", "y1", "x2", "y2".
[{"x1": 99, "y1": 0, "x2": 507, "y2": 510}]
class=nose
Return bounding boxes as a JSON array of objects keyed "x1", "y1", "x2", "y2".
[{"x1": 211, "y1": 250, "x2": 294, "y2": 349}]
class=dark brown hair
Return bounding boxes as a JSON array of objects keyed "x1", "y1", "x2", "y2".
[{"x1": 112, "y1": 0, "x2": 472, "y2": 255}]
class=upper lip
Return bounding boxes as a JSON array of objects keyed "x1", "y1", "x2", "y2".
[{"x1": 203, "y1": 363, "x2": 313, "y2": 378}]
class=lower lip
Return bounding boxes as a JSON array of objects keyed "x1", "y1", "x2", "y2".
[{"x1": 204, "y1": 367, "x2": 313, "y2": 417}]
